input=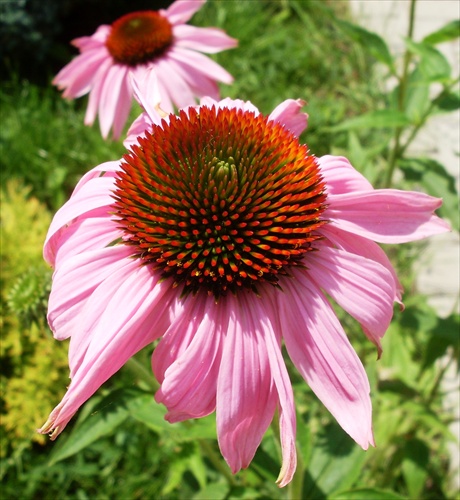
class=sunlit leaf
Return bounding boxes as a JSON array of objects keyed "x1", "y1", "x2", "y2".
[
  {"x1": 329, "y1": 110, "x2": 410, "y2": 132},
  {"x1": 423, "y1": 20, "x2": 460, "y2": 45},
  {"x1": 402, "y1": 439, "x2": 429, "y2": 499},
  {"x1": 335, "y1": 19, "x2": 394, "y2": 69},
  {"x1": 405, "y1": 39, "x2": 451, "y2": 82}
]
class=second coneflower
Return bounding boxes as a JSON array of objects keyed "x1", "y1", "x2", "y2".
[{"x1": 53, "y1": 0, "x2": 237, "y2": 139}]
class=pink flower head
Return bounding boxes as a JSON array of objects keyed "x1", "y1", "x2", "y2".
[
  {"x1": 39, "y1": 91, "x2": 450, "y2": 486},
  {"x1": 53, "y1": 0, "x2": 237, "y2": 139}
]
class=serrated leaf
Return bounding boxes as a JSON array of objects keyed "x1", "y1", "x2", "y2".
[
  {"x1": 336, "y1": 19, "x2": 394, "y2": 69},
  {"x1": 423, "y1": 20, "x2": 460, "y2": 45},
  {"x1": 398, "y1": 157, "x2": 459, "y2": 231},
  {"x1": 332, "y1": 488, "x2": 406, "y2": 499},
  {"x1": 405, "y1": 39, "x2": 451, "y2": 82},
  {"x1": 329, "y1": 110, "x2": 410, "y2": 132},
  {"x1": 48, "y1": 388, "x2": 137, "y2": 464}
]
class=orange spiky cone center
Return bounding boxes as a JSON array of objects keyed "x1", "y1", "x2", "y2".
[
  {"x1": 113, "y1": 106, "x2": 327, "y2": 298},
  {"x1": 106, "y1": 11, "x2": 173, "y2": 66}
]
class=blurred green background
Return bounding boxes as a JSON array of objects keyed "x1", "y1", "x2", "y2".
[{"x1": 1, "y1": 1, "x2": 458, "y2": 498}]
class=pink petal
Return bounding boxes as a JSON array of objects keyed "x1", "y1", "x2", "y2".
[
  {"x1": 326, "y1": 189, "x2": 451, "y2": 243},
  {"x1": 54, "y1": 49, "x2": 108, "y2": 99},
  {"x1": 167, "y1": 47, "x2": 234, "y2": 84},
  {"x1": 39, "y1": 265, "x2": 176, "y2": 439},
  {"x1": 44, "y1": 176, "x2": 116, "y2": 266},
  {"x1": 216, "y1": 294, "x2": 278, "y2": 474},
  {"x1": 173, "y1": 25, "x2": 238, "y2": 53},
  {"x1": 130, "y1": 67, "x2": 163, "y2": 123},
  {"x1": 84, "y1": 57, "x2": 113, "y2": 127},
  {"x1": 162, "y1": 0, "x2": 206, "y2": 25},
  {"x1": 279, "y1": 275, "x2": 375, "y2": 450},
  {"x1": 155, "y1": 56, "x2": 198, "y2": 108},
  {"x1": 151, "y1": 295, "x2": 207, "y2": 383},
  {"x1": 155, "y1": 294, "x2": 223, "y2": 422},
  {"x1": 321, "y1": 224, "x2": 403, "y2": 303},
  {"x1": 48, "y1": 245, "x2": 134, "y2": 340},
  {"x1": 259, "y1": 290, "x2": 297, "y2": 487},
  {"x1": 305, "y1": 246, "x2": 396, "y2": 355},
  {"x1": 98, "y1": 64, "x2": 131, "y2": 139},
  {"x1": 52, "y1": 214, "x2": 120, "y2": 269},
  {"x1": 72, "y1": 26, "x2": 110, "y2": 50},
  {"x1": 268, "y1": 99, "x2": 308, "y2": 137},
  {"x1": 317, "y1": 155, "x2": 373, "y2": 195}
]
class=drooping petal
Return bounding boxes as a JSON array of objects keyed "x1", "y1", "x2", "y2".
[
  {"x1": 317, "y1": 155, "x2": 373, "y2": 195},
  {"x1": 268, "y1": 99, "x2": 308, "y2": 137},
  {"x1": 52, "y1": 213, "x2": 121, "y2": 269},
  {"x1": 130, "y1": 67, "x2": 165, "y2": 125},
  {"x1": 279, "y1": 275, "x2": 375, "y2": 450},
  {"x1": 173, "y1": 25, "x2": 238, "y2": 53},
  {"x1": 155, "y1": 56, "x2": 199, "y2": 109},
  {"x1": 167, "y1": 47, "x2": 234, "y2": 84},
  {"x1": 48, "y1": 245, "x2": 134, "y2": 340},
  {"x1": 155, "y1": 294, "x2": 223, "y2": 422},
  {"x1": 151, "y1": 294, "x2": 207, "y2": 383},
  {"x1": 162, "y1": 0, "x2": 206, "y2": 25},
  {"x1": 216, "y1": 294, "x2": 278, "y2": 475},
  {"x1": 54, "y1": 49, "x2": 108, "y2": 99},
  {"x1": 321, "y1": 224, "x2": 403, "y2": 303},
  {"x1": 84, "y1": 57, "x2": 113, "y2": 127},
  {"x1": 39, "y1": 265, "x2": 176, "y2": 438},
  {"x1": 326, "y1": 189, "x2": 451, "y2": 243},
  {"x1": 98, "y1": 64, "x2": 131, "y2": 139},
  {"x1": 44, "y1": 176, "x2": 117, "y2": 266},
  {"x1": 305, "y1": 246, "x2": 396, "y2": 355}
]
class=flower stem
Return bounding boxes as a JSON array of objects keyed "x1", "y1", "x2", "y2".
[
  {"x1": 384, "y1": 0, "x2": 417, "y2": 188},
  {"x1": 197, "y1": 437, "x2": 239, "y2": 487}
]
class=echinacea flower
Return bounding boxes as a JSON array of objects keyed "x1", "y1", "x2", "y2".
[
  {"x1": 53, "y1": 0, "x2": 237, "y2": 139},
  {"x1": 39, "y1": 87, "x2": 450, "y2": 486}
]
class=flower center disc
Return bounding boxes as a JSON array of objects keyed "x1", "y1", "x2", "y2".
[
  {"x1": 106, "y1": 11, "x2": 173, "y2": 66},
  {"x1": 114, "y1": 106, "x2": 327, "y2": 298}
]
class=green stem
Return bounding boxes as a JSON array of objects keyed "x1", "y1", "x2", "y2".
[
  {"x1": 125, "y1": 356, "x2": 159, "y2": 391},
  {"x1": 384, "y1": 0, "x2": 417, "y2": 188}
]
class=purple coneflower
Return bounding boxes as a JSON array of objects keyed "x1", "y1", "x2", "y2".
[{"x1": 39, "y1": 81, "x2": 449, "y2": 486}]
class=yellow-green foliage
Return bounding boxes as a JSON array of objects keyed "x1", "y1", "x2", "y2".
[{"x1": 1, "y1": 181, "x2": 69, "y2": 450}]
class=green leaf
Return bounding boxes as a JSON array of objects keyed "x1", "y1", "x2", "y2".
[
  {"x1": 335, "y1": 19, "x2": 394, "y2": 69},
  {"x1": 303, "y1": 423, "x2": 368, "y2": 498},
  {"x1": 402, "y1": 69, "x2": 431, "y2": 124},
  {"x1": 329, "y1": 110, "x2": 410, "y2": 132},
  {"x1": 128, "y1": 393, "x2": 217, "y2": 441},
  {"x1": 192, "y1": 482, "x2": 230, "y2": 500},
  {"x1": 332, "y1": 488, "x2": 406, "y2": 499},
  {"x1": 402, "y1": 439, "x2": 429, "y2": 499},
  {"x1": 49, "y1": 388, "x2": 135, "y2": 464},
  {"x1": 405, "y1": 39, "x2": 451, "y2": 82},
  {"x1": 423, "y1": 313, "x2": 460, "y2": 369},
  {"x1": 398, "y1": 157, "x2": 459, "y2": 231},
  {"x1": 423, "y1": 20, "x2": 460, "y2": 45}
]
